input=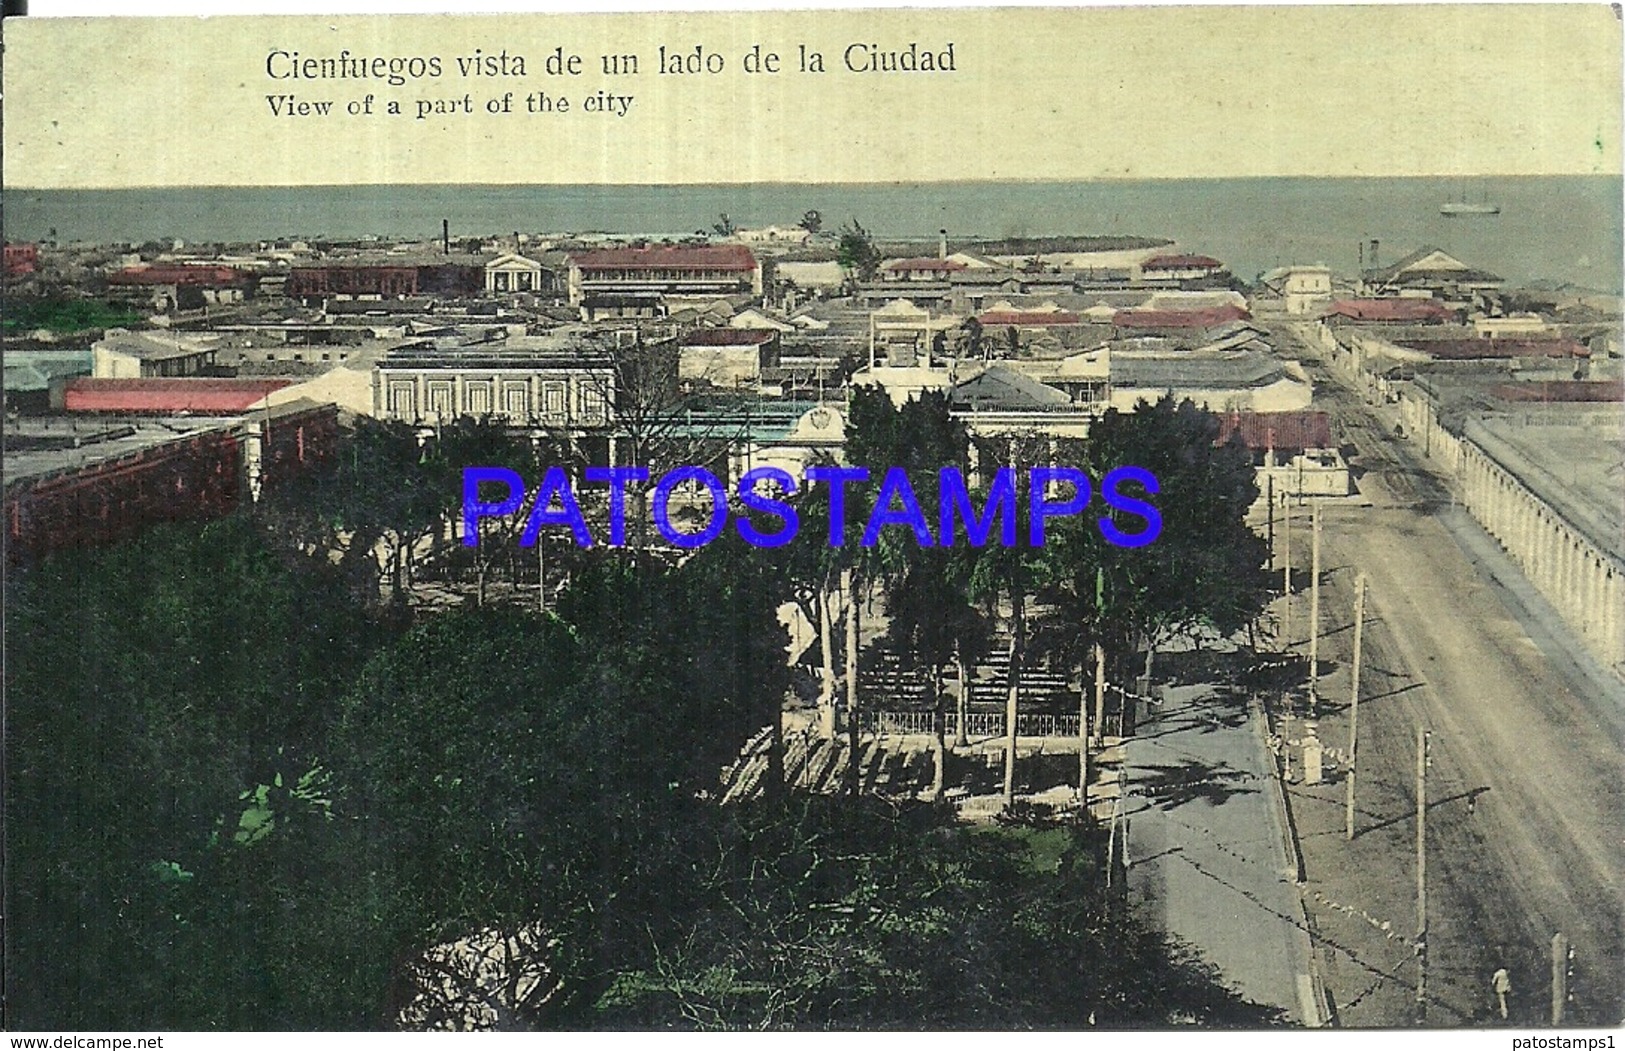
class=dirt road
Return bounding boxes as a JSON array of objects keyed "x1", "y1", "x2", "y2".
[{"x1": 1272, "y1": 357, "x2": 1624, "y2": 1026}]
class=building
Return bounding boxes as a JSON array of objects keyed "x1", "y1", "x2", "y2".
[
  {"x1": 733, "y1": 225, "x2": 813, "y2": 246},
  {"x1": 5, "y1": 243, "x2": 40, "y2": 277},
  {"x1": 880, "y1": 257, "x2": 969, "y2": 282},
  {"x1": 1136, "y1": 254, "x2": 1227, "y2": 284},
  {"x1": 1112, "y1": 303, "x2": 1251, "y2": 333},
  {"x1": 866, "y1": 299, "x2": 960, "y2": 369},
  {"x1": 60, "y1": 377, "x2": 295, "y2": 414},
  {"x1": 374, "y1": 338, "x2": 616, "y2": 433},
  {"x1": 92, "y1": 329, "x2": 222, "y2": 378},
  {"x1": 106, "y1": 264, "x2": 254, "y2": 309},
  {"x1": 1393, "y1": 375, "x2": 1624, "y2": 673},
  {"x1": 678, "y1": 328, "x2": 782, "y2": 388},
  {"x1": 1109, "y1": 350, "x2": 1314, "y2": 413},
  {"x1": 565, "y1": 245, "x2": 762, "y2": 307},
  {"x1": 4, "y1": 401, "x2": 338, "y2": 564},
  {"x1": 1259, "y1": 265, "x2": 1334, "y2": 315},
  {"x1": 1460, "y1": 417, "x2": 1624, "y2": 673},
  {"x1": 1362, "y1": 246, "x2": 1503, "y2": 301},
  {"x1": 483, "y1": 253, "x2": 547, "y2": 295},
  {"x1": 288, "y1": 264, "x2": 420, "y2": 300},
  {"x1": 1213, "y1": 409, "x2": 1350, "y2": 498},
  {"x1": 1320, "y1": 298, "x2": 1458, "y2": 324}
]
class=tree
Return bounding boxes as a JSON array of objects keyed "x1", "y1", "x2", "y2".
[
  {"x1": 713, "y1": 212, "x2": 736, "y2": 237},
  {"x1": 836, "y1": 219, "x2": 882, "y2": 284},
  {"x1": 5, "y1": 516, "x2": 400, "y2": 1029},
  {"x1": 798, "y1": 209, "x2": 823, "y2": 235},
  {"x1": 1080, "y1": 395, "x2": 1272, "y2": 687},
  {"x1": 594, "y1": 795, "x2": 1284, "y2": 1029}
]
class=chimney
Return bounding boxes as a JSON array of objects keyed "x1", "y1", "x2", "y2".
[
  {"x1": 1358, "y1": 241, "x2": 1365, "y2": 270},
  {"x1": 1369, "y1": 239, "x2": 1379, "y2": 270},
  {"x1": 442, "y1": 219, "x2": 450, "y2": 255},
  {"x1": 513, "y1": 230, "x2": 520, "y2": 250},
  {"x1": 939, "y1": 229, "x2": 948, "y2": 260}
]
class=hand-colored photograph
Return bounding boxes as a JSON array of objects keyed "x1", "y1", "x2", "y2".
[{"x1": 2, "y1": 4, "x2": 1620, "y2": 1034}]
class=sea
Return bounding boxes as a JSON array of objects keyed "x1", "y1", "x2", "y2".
[{"x1": 3, "y1": 176, "x2": 1620, "y2": 292}]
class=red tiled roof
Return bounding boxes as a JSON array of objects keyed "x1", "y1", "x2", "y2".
[
  {"x1": 569, "y1": 245, "x2": 758, "y2": 271},
  {"x1": 1321, "y1": 298, "x2": 1455, "y2": 323},
  {"x1": 1215, "y1": 410, "x2": 1333, "y2": 451},
  {"x1": 63, "y1": 378, "x2": 293, "y2": 414},
  {"x1": 680, "y1": 328, "x2": 779, "y2": 346},
  {"x1": 884, "y1": 257, "x2": 969, "y2": 272},
  {"x1": 107, "y1": 265, "x2": 250, "y2": 286},
  {"x1": 1113, "y1": 304, "x2": 1251, "y2": 329},
  {"x1": 977, "y1": 309, "x2": 1083, "y2": 327},
  {"x1": 1143, "y1": 254, "x2": 1224, "y2": 270},
  {"x1": 1397, "y1": 338, "x2": 1588, "y2": 360},
  {"x1": 1491, "y1": 380, "x2": 1624, "y2": 403}
]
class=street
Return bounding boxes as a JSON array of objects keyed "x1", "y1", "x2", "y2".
[
  {"x1": 1125, "y1": 683, "x2": 1320, "y2": 1024},
  {"x1": 1273, "y1": 352, "x2": 1625, "y2": 1025}
]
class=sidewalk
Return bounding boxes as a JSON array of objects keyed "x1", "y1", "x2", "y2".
[{"x1": 1124, "y1": 683, "x2": 1322, "y2": 1024}]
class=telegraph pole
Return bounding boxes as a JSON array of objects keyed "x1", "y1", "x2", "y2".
[
  {"x1": 1092, "y1": 640, "x2": 1107, "y2": 749},
  {"x1": 1309, "y1": 502, "x2": 1322, "y2": 710},
  {"x1": 1266, "y1": 475, "x2": 1275, "y2": 560},
  {"x1": 1551, "y1": 932, "x2": 1570, "y2": 1025},
  {"x1": 1416, "y1": 726, "x2": 1430, "y2": 1024},
  {"x1": 1283, "y1": 501, "x2": 1293, "y2": 644},
  {"x1": 845, "y1": 567, "x2": 860, "y2": 796},
  {"x1": 1345, "y1": 573, "x2": 1366, "y2": 841},
  {"x1": 1080, "y1": 641, "x2": 1101, "y2": 802}
]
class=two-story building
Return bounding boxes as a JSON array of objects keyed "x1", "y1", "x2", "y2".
[
  {"x1": 373, "y1": 337, "x2": 616, "y2": 437},
  {"x1": 566, "y1": 245, "x2": 762, "y2": 307}
]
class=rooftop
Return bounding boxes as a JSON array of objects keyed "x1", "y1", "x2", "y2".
[
  {"x1": 1491, "y1": 380, "x2": 1625, "y2": 403},
  {"x1": 3, "y1": 415, "x2": 247, "y2": 486},
  {"x1": 1214, "y1": 410, "x2": 1333, "y2": 451},
  {"x1": 569, "y1": 245, "x2": 758, "y2": 271},
  {"x1": 63, "y1": 377, "x2": 294, "y2": 414},
  {"x1": 1322, "y1": 299, "x2": 1456, "y2": 323},
  {"x1": 1467, "y1": 416, "x2": 1624, "y2": 562},
  {"x1": 1143, "y1": 254, "x2": 1224, "y2": 270},
  {"x1": 1113, "y1": 304, "x2": 1251, "y2": 329},
  {"x1": 680, "y1": 328, "x2": 780, "y2": 346},
  {"x1": 1396, "y1": 338, "x2": 1588, "y2": 360},
  {"x1": 1112, "y1": 350, "x2": 1287, "y2": 390},
  {"x1": 95, "y1": 330, "x2": 221, "y2": 361}
]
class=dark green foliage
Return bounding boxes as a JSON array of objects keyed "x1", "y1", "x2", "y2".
[
  {"x1": 2, "y1": 298, "x2": 143, "y2": 333},
  {"x1": 5, "y1": 516, "x2": 398, "y2": 1029},
  {"x1": 336, "y1": 541, "x2": 794, "y2": 1024},
  {"x1": 1077, "y1": 395, "x2": 1273, "y2": 654},
  {"x1": 836, "y1": 219, "x2": 881, "y2": 283},
  {"x1": 5, "y1": 398, "x2": 1280, "y2": 1030},
  {"x1": 596, "y1": 796, "x2": 1283, "y2": 1029}
]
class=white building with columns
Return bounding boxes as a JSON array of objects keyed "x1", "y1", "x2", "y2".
[{"x1": 1453, "y1": 414, "x2": 1624, "y2": 675}]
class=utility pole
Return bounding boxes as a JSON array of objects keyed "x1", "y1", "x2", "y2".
[
  {"x1": 1079, "y1": 641, "x2": 1099, "y2": 802},
  {"x1": 1266, "y1": 475, "x2": 1275, "y2": 562},
  {"x1": 1092, "y1": 640, "x2": 1107, "y2": 749},
  {"x1": 1551, "y1": 932, "x2": 1570, "y2": 1025},
  {"x1": 1345, "y1": 573, "x2": 1366, "y2": 841},
  {"x1": 536, "y1": 536, "x2": 546, "y2": 613},
  {"x1": 1283, "y1": 501, "x2": 1293, "y2": 645},
  {"x1": 1416, "y1": 726, "x2": 1430, "y2": 1024},
  {"x1": 1309, "y1": 502, "x2": 1322, "y2": 710},
  {"x1": 844, "y1": 567, "x2": 860, "y2": 796}
]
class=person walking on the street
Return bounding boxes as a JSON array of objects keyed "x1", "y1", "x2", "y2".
[{"x1": 1492, "y1": 966, "x2": 1512, "y2": 1020}]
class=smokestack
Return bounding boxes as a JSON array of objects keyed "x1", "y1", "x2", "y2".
[
  {"x1": 513, "y1": 230, "x2": 520, "y2": 250},
  {"x1": 939, "y1": 229, "x2": 948, "y2": 260},
  {"x1": 1369, "y1": 239, "x2": 1379, "y2": 270},
  {"x1": 1358, "y1": 241, "x2": 1365, "y2": 269},
  {"x1": 443, "y1": 219, "x2": 450, "y2": 255}
]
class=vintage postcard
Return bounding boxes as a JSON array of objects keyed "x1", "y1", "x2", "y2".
[{"x1": 2, "y1": 3, "x2": 1621, "y2": 1037}]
